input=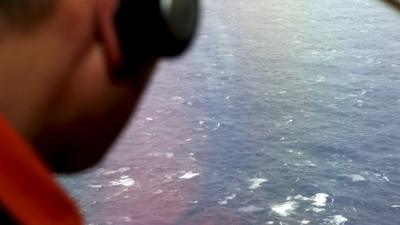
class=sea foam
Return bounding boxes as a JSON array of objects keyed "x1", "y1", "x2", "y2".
[
  {"x1": 312, "y1": 193, "x2": 329, "y2": 207},
  {"x1": 109, "y1": 176, "x2": 135, "y2": 187},
  {"x1": 349, "y1": 174, "x2": 366, "y2": 182},
  {"x1": 179, "y1": 171, "x2": 200, "y2": 179},
  {"x1": 324, "y1": 215, "x2": 348, "y2": 225},
  {"x1": 237, "y1": 205, "x2": 265, "y2": 213},
  {"x1": 249, "y1": 178, "x2": 268, "y2": 190},
  {"x1": 271, "y1": 201, "x2": 299, "y2": 217},
  {"x1": 218, "y1": 194, "x2": 236, "y2": 205}
]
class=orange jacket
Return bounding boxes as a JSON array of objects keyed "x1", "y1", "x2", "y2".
[{"x1": 0, "y1": 116, "x2": 82, "y2": 225}]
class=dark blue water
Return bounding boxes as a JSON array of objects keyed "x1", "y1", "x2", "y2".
[{"x1": 61, "y1": 0, "x2": 400, "y2": 224}]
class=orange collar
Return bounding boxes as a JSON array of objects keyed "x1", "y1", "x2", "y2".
[{"x1": 0, "y1": 116, "x2": 82, "y2": 225}]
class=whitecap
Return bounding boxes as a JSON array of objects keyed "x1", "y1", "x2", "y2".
[
  {"x1": 213, "y1": 122, "x2": 221, "y2": 131},
  {"x1": 324, "y1": 215, "x2": 348, "y2": 225},
  {"x1": 316, "y1": 76, "x2": 326, "y2": 82},
  {"x1": 310, "y1": 207, "x2": 325, "y2": 213},
  {"x1": 360, "y1": 90, "x2": 367, "y2": 96},
  {"x1": 362, "y1": 171, "x2": 390, "y2": 183},
  {"x1": 149, "y1": 152, "x2": 174, "y2": 158},
  {"x1": 271, "y1": 201, "x2": 299, "y2": 217},
  {"x1": 306, "y1": 161, "x2": 316, "y2": 167},
  {"x1": 294, "y1": 195, "x2": 311, "y2": 201},
  {"x1": 312, "y1": 193, "x2": 329, "y2": 207},
  {"x1": 120, "y1": 217, "x2": 132, "y2": 222},
  {"x1": 266, "y1": 221, "x2": 274, "y2": 225},
  {"x1": 391, "y1": 205, "x2": 400, "y2": 208},
  {"x1": 88, "y1": 184, "x2": 103, "y2": 189},
  {"x1": 154, "y1": 189, "x2": 164, "y2": 194},
  {"x1": 166, "y1": 153, "x2": 174, "y2": 158},
  {"x1": 179, "y1": 171, "x2": 200, "y2": 180},
  {"x1": 172, "y1": 96, "x2": 185, "y2": 102},
  {"x1": 109, "y1": 176, "x2": 135, "y2": 187},
  {"x1": 237, "y1": 205, "x2": 264, "y2": 213},
  {"x1": 382, "y1": 175, "x2": 390, "y2": 182},
  {"x1": 249, "y1": 178, "x2": 268, "y2": 190},
  {"x1": 102, "y1": 167, "x2": 131, "y2": 175},
  {"x1": 218, "y1": 194, "x2": 236, "y2": 205},
  {"x1": 300, "y1": 220, "x2": 311, "y2": 224},
  {"x1": 349, "y1": 174, "x2": 366, "y2": 182}
]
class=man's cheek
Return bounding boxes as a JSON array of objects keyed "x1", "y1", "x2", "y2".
[{"x1": 32, "y1": 44, "x2": 152, "y2": 172}]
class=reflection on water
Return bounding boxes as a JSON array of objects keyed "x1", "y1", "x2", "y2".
[{"x1": 61, "y1": 0, "x2": 400, "y2": 224}]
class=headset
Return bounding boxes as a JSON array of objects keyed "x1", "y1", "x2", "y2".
[{"x1": 115, "y1": 0, "x2": 199, "y2": 75}]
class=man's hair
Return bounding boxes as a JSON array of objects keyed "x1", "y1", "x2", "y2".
[{"x1": 0, "y1": 0, "x2": 55, "y2": 30}]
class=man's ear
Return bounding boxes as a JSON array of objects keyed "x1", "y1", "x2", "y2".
[{"x1": 95, "y1": 0, "x2": 122, "y2": 69}]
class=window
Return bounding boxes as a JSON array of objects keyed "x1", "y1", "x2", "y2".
[{"x1": 61, "y1": 0, "x2": 400, "y2": 224}]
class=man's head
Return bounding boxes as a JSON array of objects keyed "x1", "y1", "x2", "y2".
[{"x1": 0, "y1": 0, "x2": 154, "y2": 172}]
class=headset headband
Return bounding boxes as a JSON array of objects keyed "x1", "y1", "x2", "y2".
[{"x1": 115, "y1": 0, "x2": 199, "y2": 75}]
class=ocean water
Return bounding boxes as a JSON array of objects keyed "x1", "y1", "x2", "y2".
[{"x1": 60, "y1": 0, "x2": 400, "y2": 224}]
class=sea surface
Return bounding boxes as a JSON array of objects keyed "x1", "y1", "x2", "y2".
[{"x1": 60, "y1": 0, "x2": 400, "y2": 224}]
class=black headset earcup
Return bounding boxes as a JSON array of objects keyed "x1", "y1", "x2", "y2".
[{"x1": 115, "y1": 0, "x2": 199, "y2": 74}]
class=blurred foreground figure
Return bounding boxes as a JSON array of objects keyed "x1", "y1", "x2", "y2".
[{"x1": 0, "y1": 0, "x2": 198, "y2": 224}]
